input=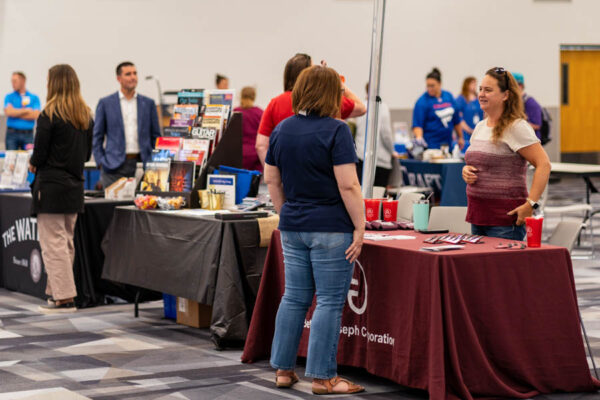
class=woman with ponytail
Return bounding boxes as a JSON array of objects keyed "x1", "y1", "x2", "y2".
[
  {"x1": 462, "y1": 67, "x2": 550, "y2": 240},
  {"x1": 412, "y1": 67, "x2": 464, "y2": 150}
]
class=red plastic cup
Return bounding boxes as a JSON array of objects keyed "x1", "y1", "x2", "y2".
[
  {"x1": 525, "y1": 216, "x2": 543, "y2": 248},
  {"x1": 382, "y1": 200, "x2": 399, "y2": 222},
  {"x1": 364, "y1": 199, "x2": 382, "y2": 221}
]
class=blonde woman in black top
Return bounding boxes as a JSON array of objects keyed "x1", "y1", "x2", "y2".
[{"x1": 30, "y1": 64, "x2": 93, "y2": 313}]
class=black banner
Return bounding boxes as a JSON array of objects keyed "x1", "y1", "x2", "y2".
[{"x1": 0, "y1": 193, "x2": 47, "y2": 298}]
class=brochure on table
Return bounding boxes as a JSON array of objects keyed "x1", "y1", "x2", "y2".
[{"x1": 0, "y1": 151, "x2": 31, "y2": 189}]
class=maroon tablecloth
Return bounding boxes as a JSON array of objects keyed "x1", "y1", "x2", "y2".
[{"x1": 241, "y1": 230, "x2": 600, "y2": 399}]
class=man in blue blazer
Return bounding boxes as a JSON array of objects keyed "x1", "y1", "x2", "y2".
[{"x1": 93, "y1": 61, "x2": 161, "y2": 188}]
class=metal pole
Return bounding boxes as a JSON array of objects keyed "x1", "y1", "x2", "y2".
[{"x1": 361, "y1": 0, "x2": 387, "y2": 199}]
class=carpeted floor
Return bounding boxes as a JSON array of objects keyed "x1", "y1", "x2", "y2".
[{"x1": 1, "y1": 176, "x2": 600, "y2": 399}]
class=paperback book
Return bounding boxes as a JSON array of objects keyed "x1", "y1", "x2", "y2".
[
  {"x1": 163, "y1": 126, "x2": 192, "y2": 138},
  {"x1": 168, "y1": 161, "x2": 195, "y2": 192},
  {"x1": 140, "y1": 161, "x2": 170, "y2": 192},
  {"x1": 173, "y1": 104, "x2": 199, "y2": 121},
  {"x1": 177, "y1": 89, "x2": 204, "y2": 106}
]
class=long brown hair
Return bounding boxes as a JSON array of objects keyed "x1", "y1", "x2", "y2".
[
  {"x1": 461, "y1": 76, "x2": 476, "y2": 99},
  {"x1": 45, "y1": 64, "x2": 91, "y2": 130},
  {"x1": 292, "y1": 65, "x2": 341, "y2": 118},
  {"x1": 485, "y1": 67, "x2": 525, "y2": 141}
]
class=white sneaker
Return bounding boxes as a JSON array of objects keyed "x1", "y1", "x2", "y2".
[{"x1": 38, "y1": 302, "x2": 76, "y2": 314}]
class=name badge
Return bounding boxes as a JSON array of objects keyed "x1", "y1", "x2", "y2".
[{"x1": 21, "y1": 96, "x2": 30, "y2": 107}]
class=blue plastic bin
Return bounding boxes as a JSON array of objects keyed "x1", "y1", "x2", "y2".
[
  {"x1": 163, "y1": 294, "x2": 177, "y2": 319},
  {"x1": 214, "y1": 165, "x2": 261, "y2": 204}
]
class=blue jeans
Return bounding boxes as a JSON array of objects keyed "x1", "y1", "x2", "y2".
[
  {"x1": 472, "y1": 224, "x2": 525, "y2": 240},
  {"x1": 5, "y1": 128, "x2": 33, "y2": 150},
  {"x1": 270, "y1": 231, "x2": 354, "y2": 379}
]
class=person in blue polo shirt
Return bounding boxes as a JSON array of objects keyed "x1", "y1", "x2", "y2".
[
  {"x1": 412, "y1": 68, "x2": 463, "y2": 150},
  {"x1": 3, "y1": 71, "x2": 41, "y2": 150}
]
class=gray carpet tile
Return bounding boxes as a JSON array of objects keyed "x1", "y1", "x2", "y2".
[{"x1": 1, "y1": 176, "x2": 600, "y2": 399}]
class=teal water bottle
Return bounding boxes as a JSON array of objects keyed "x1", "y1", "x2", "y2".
[{"x1": 412, "y1": 199, "x2": 430, "y2": 231}]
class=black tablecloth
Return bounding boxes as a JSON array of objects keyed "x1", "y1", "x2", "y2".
[
  {"x1": 101, "y1": 207, "x2": 267, "y2": 348},
  {"x1": 0, "y1": 193, "x2": 150, "y2": 308}
]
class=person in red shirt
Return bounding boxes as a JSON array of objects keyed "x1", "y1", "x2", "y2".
[{"x1": 255, "y1": 53, "x2": 366, "y2": 166}]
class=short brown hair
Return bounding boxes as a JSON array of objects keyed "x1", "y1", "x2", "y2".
[
  {"x1": 292, "y1": 65, "x2": 341, "y2": 118},
  {"x1": 240, "y1": 86, "x2": 256, "y2": 109},
  {"x1": 283, "y1": 53, "x2": 312, "y2": 92},
  {"x1": 12, "y1": 71, "x2": 26, "y2": 80}
]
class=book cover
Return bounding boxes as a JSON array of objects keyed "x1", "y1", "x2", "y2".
[
  {"x1": 191, "y1": 127, "x2": 217, "y2": 141},
  {"x1": 180, "y1": 138, "x2": 210, "y2": 167},
  {"x1": 169, "y1": 118, "x2": 194, "y2": 128},
  {"x1": 156, "y1": 136, "x2": 183, "y2": 152},
  {"x1": 168, "y1": 161, "x2": 195, "y2": 192},
  {"x1": 140, "y1": 161, "x2": 170, "y2": 192},
  {"x1": 205, "y1": 89, "x2": 235, "y2": 109},
  {"x1": 177, "y1": 89, "x2": 204, "y2": 106},
  {"x1": 173, "y1": 104, "x2": 199, "y2": 121},
  {"x1": 151, "y1": 149, "x2": 175, "y2": 162},
  {"x1": 163, "y1": 126, "x2": 191, "y2": 138}
]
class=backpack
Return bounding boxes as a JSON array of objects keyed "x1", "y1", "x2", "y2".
[
  {"x1": 524, "y1": 95, "x2": 552, "y2": 145},
  {"x1": 539, "y1": 107, "x2": 552, "y2": 145}
]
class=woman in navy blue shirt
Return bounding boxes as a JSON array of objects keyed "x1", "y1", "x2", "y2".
[
  {"x1": 265, "y1": 65, "x2": 365, "y2": 395},
  {"x1": 412, "y1": 68, "x2": 464, "y2": 150}
]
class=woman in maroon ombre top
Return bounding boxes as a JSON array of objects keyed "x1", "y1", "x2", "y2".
[{"x1": 462, "y1": 67, "x2": 551, "y2": 240}]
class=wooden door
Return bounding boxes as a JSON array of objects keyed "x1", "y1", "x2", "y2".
[{"x1": 560, "y1": 49, "x2": 600, "y2": 152}]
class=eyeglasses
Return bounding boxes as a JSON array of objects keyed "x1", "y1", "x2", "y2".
[{"x1": 495, "y1": 67, "x2": 510, "y2": 89}]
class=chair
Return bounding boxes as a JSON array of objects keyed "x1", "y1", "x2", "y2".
[
  {"x1": 547, "y1": 220, "x2": 583, "y2": 253},
  {"x1": 396, "y1": 192, "x2": 425, "y2": 221},
  {"x1": 538, "y1": 180, "x2": 595, "y2": 255},
  {"x1": 372, "y1": 186, "x2": 386, "y2": 199},
  {"x1": 428, "y1": 206, "x2": 471, "y2": 234}
]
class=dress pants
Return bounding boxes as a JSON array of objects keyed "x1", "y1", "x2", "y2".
[{"x1": 37, "y1": 213, "x2": 78, "y2": 301}]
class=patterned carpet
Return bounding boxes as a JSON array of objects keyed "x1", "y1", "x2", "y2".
[{"x1": 1, "y1": 176, "x2": 600, "y2": 399}]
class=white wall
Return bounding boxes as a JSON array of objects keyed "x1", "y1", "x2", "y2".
[{"x1": 0, "y1": 0, "x2": 598, "y2": 111}]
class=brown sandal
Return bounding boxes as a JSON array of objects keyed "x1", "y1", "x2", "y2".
[
  {"x1": 275, "y1": 370, "x2": 299, "y2": 388},
  {"x1": 312, "y1": 376, "x2": 365, "y2": 395}
]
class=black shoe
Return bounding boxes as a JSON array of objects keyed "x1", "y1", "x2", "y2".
[{"x1": 38, "y1": 302, "x2": 77, "y2": 314}]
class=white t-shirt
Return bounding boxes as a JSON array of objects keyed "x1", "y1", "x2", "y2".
[{"x1": 470, "y1": 118, "x2": 539, "y2": 152}]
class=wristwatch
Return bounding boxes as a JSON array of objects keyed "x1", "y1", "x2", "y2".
[{"x1": 526, "y1": 198, "x2": 540, "y2": 210}]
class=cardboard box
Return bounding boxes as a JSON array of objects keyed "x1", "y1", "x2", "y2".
[{"x1": 176, "y1": 297, "x2": 212, "y2": 328}]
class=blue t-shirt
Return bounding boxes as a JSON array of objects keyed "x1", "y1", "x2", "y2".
[
  {"x1": 412, "y1": 90, "x2": 461, "y2": 149},
  {"x1": 265, "y1": 114, "x2": 358, "y2": 233},
  {"x1": 4, "y1": 91, "x2": 41, "y2": 130},
  {"x1": 455, "y1": 94, "x2": 483, "y2": 151}
]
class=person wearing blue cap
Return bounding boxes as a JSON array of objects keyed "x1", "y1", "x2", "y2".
[{"x1": 512, "y1": 72, "x2": 543, "y2": 141}]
